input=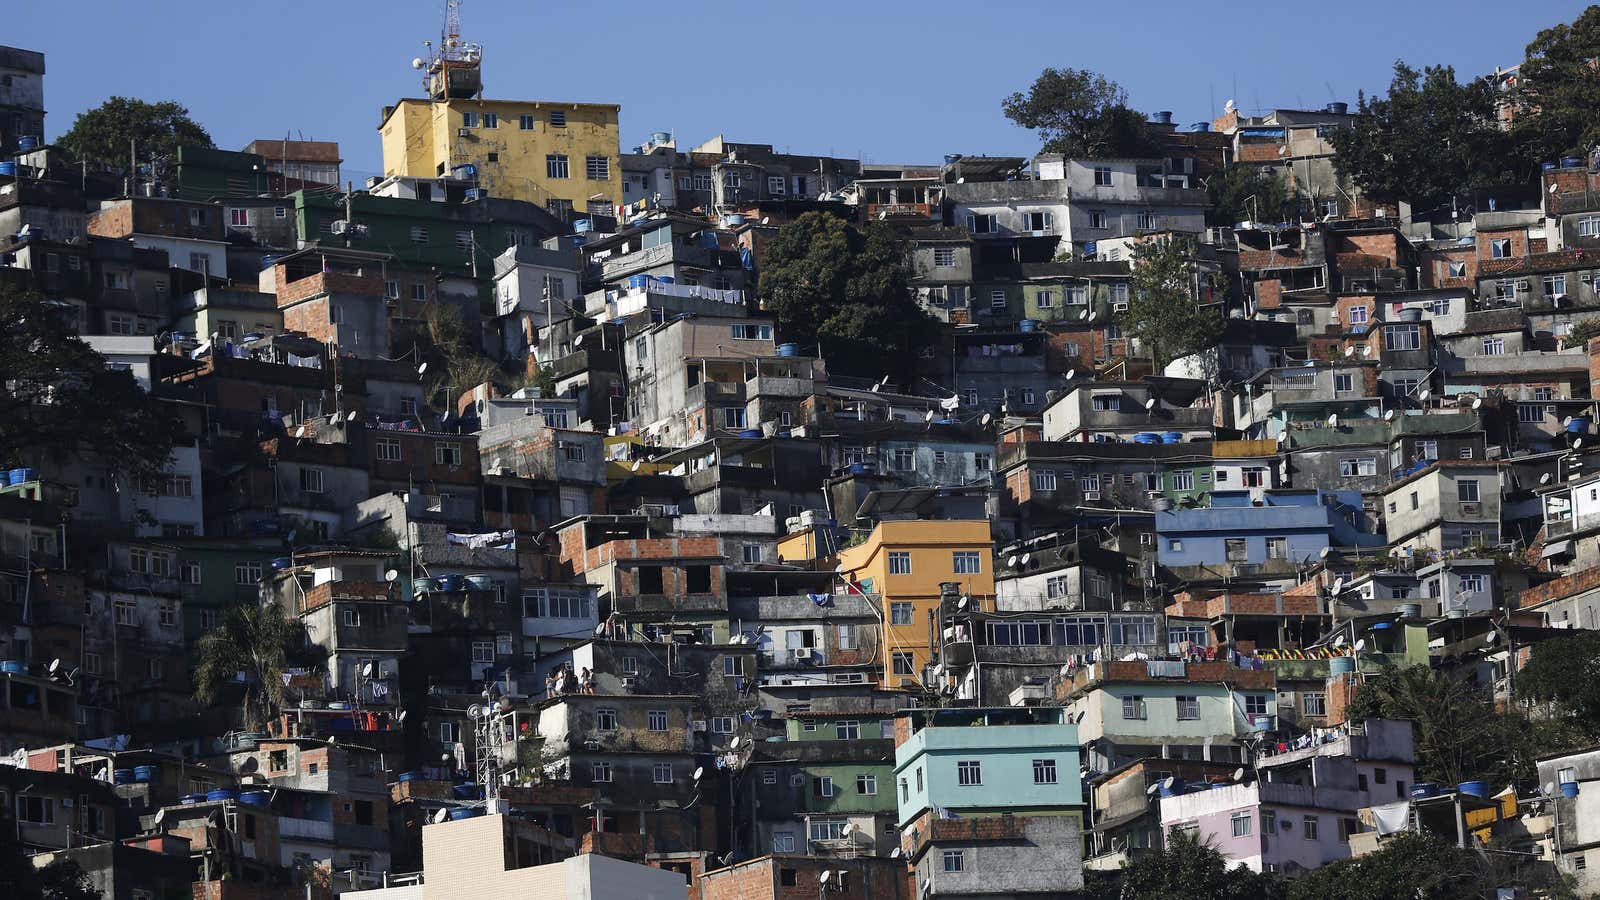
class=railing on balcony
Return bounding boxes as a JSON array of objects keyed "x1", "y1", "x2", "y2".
[{"x1": 278, "y1": 817, "x2": 335, "y2": 841}]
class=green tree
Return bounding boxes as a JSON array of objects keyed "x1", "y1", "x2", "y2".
[
  {"x1": 1562, "y1": 317, "x2": 1600, "y2": 349},
  {"x1": 1287, "y1": 832, "x2": 1484, "y2": 900},
  {"x1": 1520, "y1": 630, "x2": 1600, "y2": 731},
  {"x1": 57, "y1": 96, "x2": 212, "y2": 174},
  {"x1": 1513, "y1": 6, "x2": 1600, "y2": 162},
  {"x1": 1122, "y1": 236, "x2": 1223, "y2": 374},
  {"x1": 1001, "y1": 68, "x2": 1161, "y2": 159},
  {"x1": 1329, "y1": 62, "x2": 1520, "y2": 211},
  {"x1": 0, "y1": 811, "x2": 100, "y2": 900},
  {"x1": 1205, "y1": 165, "x2": 1301, "y2": 227},
  {"x1": 758, "y1": 211, "x2": 935, "y2": 376},
  {"x1": 194, "y1": 601, "x2": 306, "y2": 732},
  {"x1": 1115, "y1": 828, "x2": 1284, "y2": 900},
  {"x1": 0, "y1": 286, "x2": 180, "y2": 481},
  {"x1": 1347, "y1": 665, "x2": 1521, "y2": 787}
]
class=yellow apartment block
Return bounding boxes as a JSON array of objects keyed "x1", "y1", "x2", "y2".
[
  {"x1": 379, "y1": 97, "x2": 622, "y2": 217},
  {"x1": 836, "y1": 520, "x2": 995, "y2": 689}
]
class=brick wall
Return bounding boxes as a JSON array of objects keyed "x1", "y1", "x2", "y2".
[
  {"x1": 700, "y1": 856, "x2": 911, "y2": 900},
  {"x1": 1477, "y1": 227, "x2": 1530, "y2": 262},
  {"x1": 1254, "y1": 278, "x2": 1282, "y2": 310},
  {"x1": 1334, "y1": 295, "x2": 1371, "y2": 326},
  {"x1": 1419, "y1": 248, "x2": 1476, "y2": 289},
  {"x1": 1519, "y1": 565, "x2": 1600, "y2": 609},
  {"x1": 1338, "y1": 233, "x2": 1403, "y2": 265},
  {"x1": 86, "y1": 204, "x2": 133, "y2": 239}
]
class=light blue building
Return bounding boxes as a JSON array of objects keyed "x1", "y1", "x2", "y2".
[
  {"x1": 893, "y1": 707, "x2": 1082, "y2": 824},
  {"x1": 1155, "y1": 489, "x2": 1382, "y2": 571}
]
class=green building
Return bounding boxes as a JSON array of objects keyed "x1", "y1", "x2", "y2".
[{"x1": 747, "y1": 712, "x2": 900, "y2": 857}]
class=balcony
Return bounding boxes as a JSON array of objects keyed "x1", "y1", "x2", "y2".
[
  {"x1": 684, "y1": 381, "x2": 745, "y2": 410},
  {"x1": 867, "y1": 202, "x2": 935, "y2": 221},
  {"x1": 611, "y1": 593, "x2": 726, "y2": 614},
  {"x1": 278, "y1": 816, "x2": 335, "y2": 842},
  {"x1": 1068, "y1": 184, "x2": 1208, "y2": 207},
  {"x1": 746, "y1": 374, "x2": 814, "y2": 398}
]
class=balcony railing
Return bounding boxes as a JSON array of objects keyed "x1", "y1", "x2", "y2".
[{"x1": 278, "y1": 817, "x2": 335, "y2": 841}]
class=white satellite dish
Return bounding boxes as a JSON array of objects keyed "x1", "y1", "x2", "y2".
[
  {"x1": 1546, "y1": 781, "x2": 1558, "y2": 796},
  {"x1": 631, "y1": 460, "x2": 641, "y2": 472},
  {"x1": 154, "y1": 808, "x2": 165, "y2": 825},
  {"x1": 1343, "y1": 346, "x2": 1355, "y2": 357},
  {"x1": 1471, "y1": 397, "x2": 1483, "y2": 410},
  {"x1": 48, "y1": 658, "x2": 60, "y2": 675},
  {"x1": 1418, "y1": 389, "x2": 1431, "y2": 402},
  {"x1": 1564, "y1": 416, "x2": 1575, "y2": 428},
  {"x1": 1540, "y1": 472, "x2": 1553, "y2": 485},
  {"x1": 1161, "y1": 777, "x2": 1177, "y2": 792},
  {"x1": 411, "y1": 57, "x2": 426, "y2": 70},
  {"x1": 1332, "y1": 578, "x2": 1345, "y2": 594},
  {"x1": 1354, "y1": 639, "x2": 1367, "y2": 652},
  {"x1": 595, "y1": 623, "x2": 607, "y2": 635},
  {"x1": 1319, "y1": 547, "x2": 1331, "y2": 559},
  {"x1": 417, "y1": 362, "x2": 428, "y2": 375},
  {"x1": 1079, "y1": 309, "x2": 1090, "y2": 321},
  {"x1": 981, "y1": 413, "x2": 993, "y2": 427},
  {"x1": 467, "y1": 704, "x2": 483, "y2": 719},
  {"x1": 1577, "y1": 438, "x2": 1587, "y2": 449},
  {"x1": 1326, "y1": 414, "x2": 1339, "y2": 427},
  {"x1": 1064, "y1": 369, "x2": 1076, "y2": 381},
  {"x1": 385, "y1": 569, "x2": 399, "y2": 583},
  {"x1": 1147, "y1": 783, "x2": 1161, "y2": 796},
  {"x1": 362, "y1": 662, "x2": 374, "y2": 678},
  {"x1": 1484, "y1": 631, "x2": 1498, "y2": 645},
  {"x1": 1232, "y1": 767, "x2": 1246, "y2": 781},
  {"x1": 924, "y1": 410, "x2": 935, "y2": 423},
  {"x1": 397, "y1": 710, "x2": 407, "y2": 723},
  {"x1": 730, "y1": 736, "x2": 742, "y2": 750},
  {"x1": 433, "y1": 808, "x2": 449, "y2": 824},
  {"x1": 347, "y1": 410, "x2": 360, "y2": 422},
  {"x1": 1006, "y1": 556, "x2": 1019, "y2": 567},
  {"x1": 694, "y1": 766, "x2": 705, "y2": 781},
  {"x1": 1020, "y1": 553, "x2": 1032, "y2": 565},
  {"x1": 1383, "y1": 409, "x2": 1396, "y2": 422},
  {"x1": 890, "y1": 848, "x2": 902, "y2": 859},
  {"x1": 820, "y1": 871, "x2": 833, "y2": 885},
  {"x1": 1333, "y1": 635, "x2": 1346, "y2": 647},
  {"x1": 1144, "y1": 397, "x2": 1157, "y2": 411}
]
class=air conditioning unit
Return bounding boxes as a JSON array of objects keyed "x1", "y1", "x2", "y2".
[
  {"x1": 1084, "y1": 491, "x2": 1102, "y2": 501},
  {"x1": 691, "y1": 721, "x2": 707, "y2": 732},
  {"x1": 1461, "y1": 502, "x2": 1482, "y2": 517},
  {"x1": 619, "y1": 676, "x2": 636, "y2": 689},
  {"x1": 793, "y1": 647, "x2": 816, "y2": 660},
  {"x1": 457, "y1": 128, "x2": 471, "y2": 138},
  {"x1": 330, "y1": 220, "x2": 350, "y2": 235}
]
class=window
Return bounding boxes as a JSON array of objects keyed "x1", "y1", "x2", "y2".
[
  {"x1": 1092, "y1": 394, "x2": 1121, "y2": 412},
  {"x1": 892, "y1": 446, "x2": 915, "y2": 471},
  {"x1": 1023, "y1": 210, "x2": 1053, "y2": 232},
  {"x1": 1490, "y1": 238, "x2": 1511, "y2": 258},
  {"x1": 809, "y1": 818, "x2": 847, "y2": 842},
  {"x1": 409, "y1": 225, "x2": 429, "y2": 244},
  {"x1": 1169, "y1": 539, "x2": 1183, "y2": 552},
  {"x1": 813, "y1": 775, "x2": 836, "y2": 798},
  {"x1": 934, "y1": 247, "x2": 956, "y2": 267},
  {"x1": 471, "y1": 641, "x2": 494, "y2": 663},
  {"x1": 518, "y1": 114, "x2": 536, "y2": 129},
  {"x1": 461, "y1": 111, "x2": 479, "y2": 128},
  {"x1": 545, "y1": 154, "x2": 570, "y2": 179},
  {"x1": 1333, "y1": 372, "x2": 1355, "y2": 393},
  {"x1": 722, "y1": 407, "x2": 746, "y2": 430},
  {"x1": 1033, "y1": 758, "x2": 1058, "y2": 784},
  {"x1": 114, "y1": 598, "x2": 136, "y2": 626},
  {"x1": 595, "y1": 709, "x2": 618, "y2": 731},
  {"x1": 1021, "y1": 388, "x2": 1036, "y2": 405},
  {"x1": 585, "y1": 155, "x2": 610, "y2": 180},
  {"x1": 591, "y1": 761, "x2": 613, "y2": 782},
  {"x1": 228, "y1": 208, "x2": 249, "y2": 227},
  {"x1": 1482, "y1": 336, "x2": 1506, "y2": 355},
  {"x1": 957, "y1": 760, "x2": 982, "y2": 785},
  {"x1": 772, "y1": 831, "x2": 795, "y2": 853},
  {"x1": 967, "y1": 213, "x2": 996, "y2": 234},
  {"x1": 1089, "y1": 209, "x2": 1107, "y2": 229},
  {"x1": 435, "y1": 442, "x2": 463, "y2": 466},
  {"x1": 1458, "y1": 573, "x2": 1486, "y2": 594},
  {"x1": 648, "y1": 709, "x2": 668, "y2": 731},
  {"x1": 85, "y1": 652, "x2": 102, "y2": 675},
  {"x1": 479, "y1": 112, "x2": 498, "y2": 129},
  {"x1": 1417, "y1": 439, "x2": 1439, "y2": 460},
  {"x1": 990, "y1": 290, "x2": 1008, "y2": 310},
  {"x1": 341, "y1": 608, "x2": 360, "y2": 627},
  {"x1": 1176, "y1": 695, "x2": 1200, "y2": 720},
  {"x1": 298, "y1": 468, "x2": 324, "y2": 494},
  {"x1": 1303, "y1": 692, "x2": 1327, "y2": 716},
  {"x1": 1245, "y1": 695, "x2": 1270, "y2": 717},
  {"x1": 1447, "y1": 260, "x2": 1467, "y2": 278},
  {"x1": 855, "y1": 772, "x2": 878, "y2": 795},
  {"x1": 1093, "y1": 166, "x2": 1113, "y2": 186},
  {"x1": 1458, "y1": 480, "x2": 1480, "y2": 502},
  {"x1": 888, "y1": 551, "x2": 912, "y2": 575},
  {"x1": 1303, "y1": 816, "x2": 1319, "y2": 840},
  {"x1": 17, "y1": 796, "x2": 53, "y2": 825},
  {"x1": 653, "y1": 763, "x2": 673, "y2": 784},
  {"x1": 158, "y1": 601, "x2": 177, "y2": 627},
  {"x1": 376, "y1": 437, "x2": 401, "y2": 462},
  {"x1": 1171, "y1": 471, "x2": 1195, "y2": 491},
  {"x1": 1035, "y1": 290, "x2": 1054, "y2": 309},
  {"x1": 1340, "y1": 458, "x2": 1376, "y2": 477},
  {"x1": 730, "y1": 323, "x2": 773, "y2": 340},
  {"x1": 1347, "y1": 304, "x2": 1369, "y2": 325},
  {"x1": 890, "y1": 602, "x2": 913, "y2": 625},
  {"x1": 1032, "y1": 469, "x2": 1058, "y2": 491},
  {"x1": 953, "y1": 552, "x2": 981, "y2": 575},
  {"x1": 893, "y1": 652, "x2": 914, "y2": 676},
  {"x1": 721, "y1": 172, "x2": 742, "y2": 191},
  {"x1": 544, "y1": 110, "x2": 566, "y2": 127},
  {"x1": 942, "y1": 849, "x2": 966, "y2": 872},
  {"x1": 1545, "y1": 273, "x2": 1569, "y2": 297},
  {"x1": 1385, "y1": 324, "x2": 1422, "y2": 351},
  {"x1": 1122, "y1": 695, "x2": 1147, "y2": 720},
  {"x1": 1232, "y1": 812, "x2": 1252, "y2": 838},
  {"x1": 1136, "y1": 211, "x2": 1156, "y2": 230}
]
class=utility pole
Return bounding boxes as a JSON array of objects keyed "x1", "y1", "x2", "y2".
[{"x1": 344, "y1": 182, "x2": 354, "y2": 248}]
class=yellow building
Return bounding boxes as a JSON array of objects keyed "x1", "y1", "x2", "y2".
[
  {"x1": 836, "y1": 520, "x2": 995, "y2": 688},
  {"x1": 379, "y1": 97, "x2": 622, "y2": 219}
]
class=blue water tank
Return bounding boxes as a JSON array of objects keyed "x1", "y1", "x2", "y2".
[
  {"x1": 9, "y1": 468, "x2": 37, "y2": 484},
  {"x1": 412, "y1": 577, "x2": 440, "y2": 594},
  {"x1": 1018, "y1": 319, "x2": 1039, "y2": 333},
  {"x1": 1561, "y1": 781, "x2": 1581, "y2": 798},
  {"x1": 627, "y1": 274, "x2": 650, "y2": 290},
  {"x1": 17, "y1": 136, "x2": 38, "y2": 152},
  {"x1": 448, "y1": 807, "x2": 485, "y2": 820},
  {"x1": 738, "y1": 429, "x2": 764, "y2": 440},
  {"x1": 269, "y1": 557, "x2": 292, "y2": 571},
  {"x1": 180, "y1": 793, "x2": 207, "y2": 805},
  {"x1": 1410, "y1": 782, "x2": 1440, "y2": 799},
  {"x1": 573, "y1": 219, "x2": 593, "y2": 233},
  {"x1": 133, "y1": 765, "x2": 159, "y2": 783},
  {"x1": 0, "y1": 162, "x2": 17, "y2": 176},
  {"x1": 1542, "y1": 161, "x2": 1559, "y2": 172},
  {"x1": 724, "y1": 214, "x2": 746, "y2": 227},
  {"x1": 464, "y1": 574, "x2": 495, "y2": 591},
  {"x1": 1161, "y1": 432, "x2": 1184, "y2": 444},
  {"x1": 452, "y1": 782, "x2": 483, "y2": 800},
  {"x1": 206, "y1": 789, "x2": 238, "y2": 803},
  {"x1": 1328, "y1": 656, "x2": 1355, "y2": 675},
  {"x1": 1567, "y1": 418, "x2": 1590, "y2": 434},
  {"x1": 436, "y1": 574, "x2": 463, "y2": 592},
  {"x1": 777, "y1": 343, "x2": 800, "y2": 357},
  {"x1": 240, "y1": 791, "x2": 271, "y2": 807},
  {"x1": 464, "y1": 188, "x2": 487, "y2": 201},
  {"x1": 1189, "y1": 122, "x2": 1211, "y2": 132},
  {"x1": 1458, "y1": 781, "x2": 1490, "y2": 798},
  {"x1": 398, "y1": 771, "x2": 422, "y2": 783},
  {"x1": 1134, "y1": 433, "x2": 1161, "y2": 444},
  {"x1": 451, "y1": 164, "x2": 477, "y2": 179},
  {"x1": 656, "y1": 276, "x2": 674, "y2": 284},
  {"x1": 113, "y1": 769, "x2": 135, "y2": 785},
  {"x1": 1561, "y1": 157, "x2": 1583, "y2": 169}
]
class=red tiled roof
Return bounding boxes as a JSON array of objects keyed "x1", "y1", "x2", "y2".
[{"x1": 1480, "y1": 249, "x2": 1592, "y2": 277}]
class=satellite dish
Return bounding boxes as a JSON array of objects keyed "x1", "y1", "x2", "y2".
[
  {"x1": 285, "y1": 530, "x2": 298, "y2": 545},
  {"x1": 694, "y1": 766, "x2": 705, "y2": 781},
  {"x1": 1383, "y1": 409, "x2": 1396, "y2": 423},
  {"x1": 1020, "y1": 553, "x2": 1032, "y2": 565},
  {"x1": 1577, "y1": 438, "x2": 1587, "y2": 449},
  {"x1": 1332, "y1": 578, "x2": 1345, "y2": 594},
  {"x1": 1326, "y1": 414, "x2": 1339, "y2": 427},
  {"x1": 820, "y1": 871, "x2": 833, "y2": 885},
  {"x1": 1418, "y1": 389, "x2": 1431, "y2": 402},
  {"x1": 890, "y1": 848, "x2": 902, "y2": 859},
  {"x1": 467, "y1": 704, "x2": 483, "y2": 719},
  {"x1": 1144, "y1": 397, "x2": 1157, "y2": 411},
  {"x1": 385, "y1": 569, "x2": 399, "y2": 582},
  {"x1": 417, "y1": 362, "x2": 428, "y2": 375},
  {"x1": 1540, "y1": 472, "x2": 1553, "y2": 485},
  {"x1": 1484, "y1": 631, "x2": 1498, "y2": 645},
  {"x1": 411, "y1": 57, "x2": 426, "y2": 70},
  {"x1": 1564, "y1": 416, "x2": 1575, "y2": 428},
  {"x1": 595, "y1": 623, "x2": 608, "y2": 635},
  {"x1": 574, "y1": 334, "x2": 586, "y2": 347},
  {"x1": 433, "y1": 808, "x2": 449, "y2": 824},
  {"x1": 347, "y1": 410, "x2": 360, "y2": 422},
  {"x1": 957, "y1": 597, "x2": 970, "y2": 610},
  {"x1": 1319, "y1": 547, "x2": 1331, "y2": 559},
  {"x1": 924, "y1": 410, "x2": 935, "y2": 423},
  {"x1": 48, "y1": 659, "x2": 60, "y2": 675},
  {"x1": 1006, "y1": 555, "x2": 1018, "y2": 567},
  {"x1": 1354, "y1": 639, "x2": 1367, "y2": 652},
  {"x1": 1333, "y1": 635, "x2": 1346, "y2": 647},
  {"x1": 397, "y1": 710, "x2": 407, "y2": 723},
  {"x1": 1161, "y1": 777, "x2": 1177, "y2": 791},
  {"x1": 1079, "y1": 309, "x2": 1090, "y2": 321},
  {"x1": 154, "y1": 808, "x2": 165, "y2": 825},
  {"x1": 1343, "y1": 346, "x2": 1355, "y2": 358},
  {"x1": 1147, "y1": 784, "x2": 1161, "y2": 796},
  {"x1": 981, "y1": 413, "x2": 993, "y2": 427},
  {"x1": 1065, "y1": 368, "x2": 1077, "y2": 381},
  {"x1": 362, "y1": 662, "x2": 374, "y2": 678},
  {"x1": 1232, "y1": 768, "x2": 1246, "y2": 781},
  {"x1": 730, "y1": 736, "x2": 742, "y2": 750},
  {"x1": 1471, "y1": 397, "x2": 1483, "y2": 410},
  {"x1": 1546, "y1": 781, "x2": 1558, "y2": 796},
  {"x1": 631, "y1": 460, "x2": 641, "y2": 472}
]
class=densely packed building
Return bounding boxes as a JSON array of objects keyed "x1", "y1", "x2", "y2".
[{"x1": 5, "y1": 6, "x2": 1600, "y2": 898}]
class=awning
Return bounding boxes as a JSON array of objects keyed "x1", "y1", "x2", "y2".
[{"x1": 1541, "y1": 540, "x2": 1574, "y2": 559}]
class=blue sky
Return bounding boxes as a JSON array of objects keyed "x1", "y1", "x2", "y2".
[{"x1": 11, "y1": 0, "x2": 1592, "y2": 182}]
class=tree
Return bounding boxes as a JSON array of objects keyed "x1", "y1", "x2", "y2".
[
  {"x1": 1115, "y1": 828, "x2": 1284, "y2": 900},
  {"x1": 758, "y1": 211, "x2": 935, "y2": 376},
  {"x1": 57, "y1": 96, "x2": 212, "y2": 174},
  {"x1": 1346, "y1": 665, "x2": 1521, "y2": 787},
  {"x1": 1287, "y1": 833, "x2": 1485, "y2": 900},
  {"x1": 0, "y1": 811, "x2": 100, "y2": 900},
  {"x1": 1329, "y1": 62, "x2": 1520, "y2": 211},
  {"x1": 1205, "y1": 165, "x2": 1301, "y2": 227},
  {"x1": 1002, "y1": 68, "x2": 1160, "y2": 159},
  {"x1": 0, "y1": 286, "x2": 180, "y2": 481},
  {"x1": 1513, "y1": 6, "x2": 1600, "y2": 163},
  {"x1": 1520, "y1": 630, "x2": 1600, "y2": 733},
  {"x1": 1562, "y1": 317, "x2": 1600, "y2": 349},
  {"x1": 1121, "y1": 236, "x2": 1223, "y2": 374},
  {"x1": 194, "y1": 601, "x2": 306, "y2": 732}
]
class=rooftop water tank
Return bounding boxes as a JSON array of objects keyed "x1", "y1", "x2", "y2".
[
  {"x1": 0, "y1": 162, "x2": 17, "y2": 177},
  {"x1": 1153, "y1": 111, "x2": 1173, "y2": 125},
  {"x1": 1328, "y1": 656, "x2": 1356, "y2": 675},
  {"x1": 1134, "y1": 433, "x2": 1161, "y2": 444},
  {"x1": 1325, "y1": 102, "x2": 1349, "y2": 115},
  {"x1": 777, "y1": 343, "x2": 800, "y2": 357},
  {"x1": 17, "y1": 135, "x2": 39, "y2": 152},
  {"x1": 652, "y1": 132, "x2": 671, "y2": 144}
]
